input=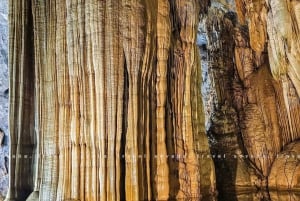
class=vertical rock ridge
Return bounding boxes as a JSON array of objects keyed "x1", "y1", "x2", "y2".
[
  {"x1": 121, "y1": 1, "x2": 146, "y2": 200},
  {"x1": 200, "y1": 6, "x2": 256, "y2": 197},
  {"x1": 40, "y1": 1, "x2": 59, "y2": 200},
  {"x1": 155, "y1": 0, "x2": 170, "y2": 199},
  {"x1": 7, "y1": 0, "x2": 214, "y2": 200},
  {"x1": 55, "y1": 0, "x2": 69, "y2": 200},
  {"x1": 29, "y1": 1, "x2": 47, "y2": 200},
  {"x1": 7, "y1": 0, "x2": 36, "y2": 200}
]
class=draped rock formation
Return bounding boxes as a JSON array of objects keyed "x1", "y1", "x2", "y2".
[
  {"x1": 198, "y1": 0, "x2": 300, "y2": 198},
  {"x1": 7, "y1": 0, "x2": 214, "y2": 200},
  {"x1": 201, "y1": 6, "x2": 256, "y2": 194},
  {"x1": 6, "y1": 0, "x2": 300, "y2": 200},
  {"x1": 234, "y1": 0, "x2": 300, "y2": 191}
]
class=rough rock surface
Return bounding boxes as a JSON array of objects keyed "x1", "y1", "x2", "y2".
[
  {"x1": 4, "y1": 0, "x2": 300, "y2": 200},
  {"x1": 269, "y1": 141, "x2": 300, "y2": 191},
  {"x1": 6, "y1": 1, "x2": 214, "y2": 200},
  {"x1": 198, "y1": 4, "x2": 259, "y2": 199},
  {"x1": 0, "y1": 0, "x2": 8, "y2": 198},
  {"x1": 199, "y1": 0, "x2": 300, "y2": 198},
  {"x1": 234, "y1": 0, "x2": 300, "y2": 192}
]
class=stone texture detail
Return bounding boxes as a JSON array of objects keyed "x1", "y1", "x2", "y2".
[
  {"x1": 269, "y1": 141, "x2": 300, "y2": 191},
  {"x1": 7, "y1": 0, "x2": 214, "y2": 200},
  {"x1": 4, "y1": 0, "x2": 300, "y2": 200},
  {"x1": 0, "y1": 0, "x2": 8, "y2": 198},
  {"x1": 200, "y1": 5, "x2": 257, "y2": 196},
  {"x1": 234, "y1": 0, "x2": 300, "y2": 192}
]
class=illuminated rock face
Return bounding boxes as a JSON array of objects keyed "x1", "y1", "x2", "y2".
[
  {"x1": 6, "y1": 0, "x2": 300, "y2": 200},
  {"x1": 269, "y1": 141, "x2": 300, "y2": 191},
  {"x1": 201, "y1": 0, "x2": 300, "y2": 196},
  {"x1": 234, "y1": 0, "x2": 300, "y2": 191},
  {"x1": 7, "y1": 0, "x2": 214, "y2": 200}
]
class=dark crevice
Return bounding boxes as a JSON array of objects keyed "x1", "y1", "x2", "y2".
[{"x1": 120, "y1": 53, "x2": 129, "y2": 201}]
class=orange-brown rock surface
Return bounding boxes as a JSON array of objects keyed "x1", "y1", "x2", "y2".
[
  {"x1": 234, "y1": 0, "x2": 300, "y2": 191},
  {"x1": 7, "y1": 0, "x2": 214, "y2": 200},
  {"x1": 269, "y1": 141, "x2": 300, "y2": 191},
  {"x1": 5, "y1": 0, "x2": 300, "y2": 200},
  {"x1": 199, "y1": 0, "x2": 300, "y2": 197}
]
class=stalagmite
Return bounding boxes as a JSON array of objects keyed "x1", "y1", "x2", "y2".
[{"x1": 6, "y1": 0, "x2": 36, "y2": 200}]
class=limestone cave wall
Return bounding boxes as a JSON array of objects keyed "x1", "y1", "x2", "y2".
[
  {"x1": 6, "y1": 0, "x2": 300, "y2": 200},
  {"x1": 199, "y1": 0, "x2": 300, "y2": 198},
  {"x1": 7, "y1": 0, "x2": 214, "y2": 200},
  {"x1": 234, "y1": 0, "x2": 300, "y2": 191}
]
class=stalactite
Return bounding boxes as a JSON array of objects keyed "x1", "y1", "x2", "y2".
[
  {"x1": 137, "y1": 1, "x2": 156, "y2": 200},
  {"x1": 121, "y1": 1, "x2": 145, "y2": 200},
  {"x1": 155, "y1": 0, "x2": 170, "y2": 199},
  {"x1": 202, "y1": 6, "x2": 255, "y2": 195},
  {"x1": 7, "y1": 0, "x2": 213, "y2": 200},
  {"x1": 7, "y1": 0, "x2": 300, "y2": 199},
  {"x1": 192, "y1": 29, "x2": 215, "y2": 195},
  {"x1": 168, "y1": 1, "x2": 205, "y2": 198},
  {"x1": 6, "y1": 0, "x2": 36, "y2": 200}
]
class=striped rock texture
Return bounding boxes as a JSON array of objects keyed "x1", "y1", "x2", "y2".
[
  {"x1": 269, "y1": 141, "x2": 300, "y2": 191},
  {"x1": 7, "y1": 0, "x2": 214, "y2": 200},
  {"x1": 6, "y1": 0, "x2": 300, "y2": 200},
  {"x1": 198, "y1": 0, "x2": 300, "y2": 196},
  {"x1": 201, "y1": 6, "x2": 256, "y2": 194},
  {"x1": 234, "y1": 0, "x2": 300, "y2": 191}
]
